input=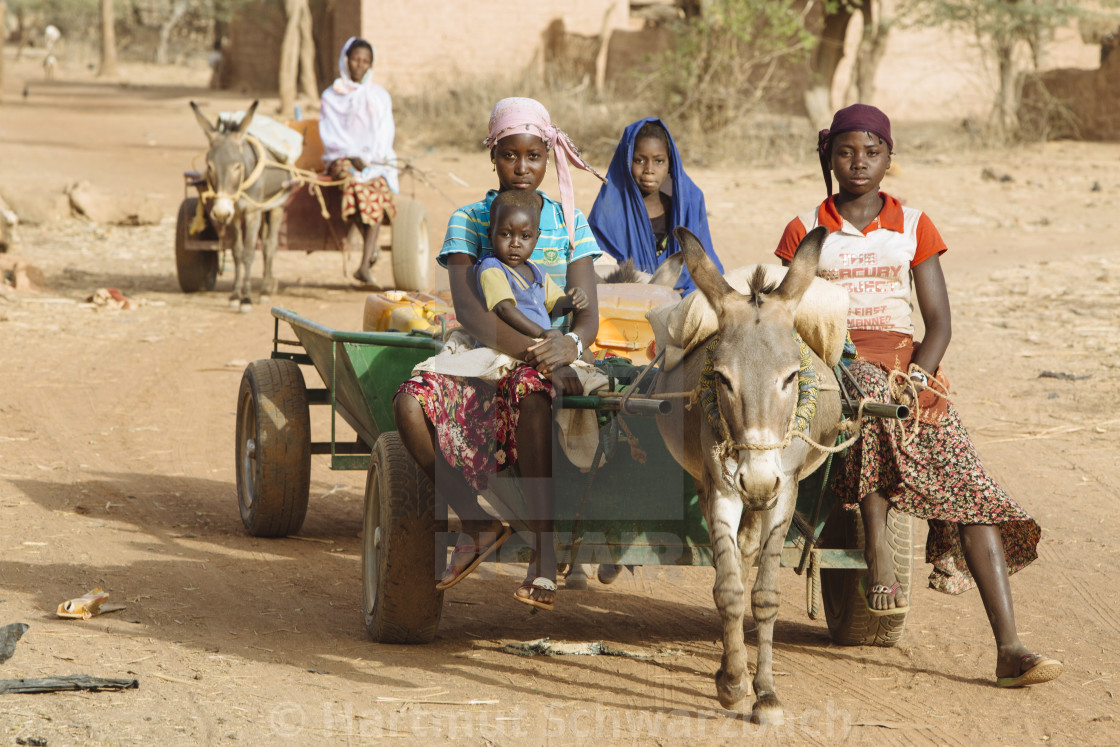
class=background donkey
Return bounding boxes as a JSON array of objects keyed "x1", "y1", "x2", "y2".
[
  {"x1": 655, "y1": 225, "x2": 840, "y2": 724},
  {"x1": 191, "y1": 100, "x2": 294, "y2": 312}
]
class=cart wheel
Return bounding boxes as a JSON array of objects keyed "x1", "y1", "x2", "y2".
[
  {"x1": 820, "y1": 504, "x2": 912, "y2": 646},
  {"x1": 175, "y1": 197, "x2": 218, "y2": 293},
  {"x1": 389, "y1": 198, "x2": 431, "y2": 292},
  {"x1": 235, "y1": 359, "x2": 311, "y2": 537},
  {"x1": 363, "y1": 432, "x2": 443, "y2": 643}
]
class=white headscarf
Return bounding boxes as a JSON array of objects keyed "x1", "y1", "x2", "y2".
[{"x1": 319, "y1": 37, "x2": 399, "y2": 193}]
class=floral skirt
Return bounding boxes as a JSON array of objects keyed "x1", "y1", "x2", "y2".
[
  {"x1": 835, "y1": 360, "x2": 1041, "y2": 594},
  {"x1": 397, "y1": 367, "x2": 554, "y2": 491},
  {"x1": 327, "y1": 159, "x2": 396, "y2": 227}
]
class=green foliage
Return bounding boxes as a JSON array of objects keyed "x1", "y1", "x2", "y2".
[
  {"x1": 902, "y1": 0, "x2": 1092, "y2": 48},
  {"x1": 639, "y1": 0, "x2": 816, "y2": 131},
  {"x1": 901, "y1": 0, "x2": 1120, "y2": 135}
]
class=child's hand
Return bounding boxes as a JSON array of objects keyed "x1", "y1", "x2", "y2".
[
  {"x1": 551, "y1": 365, "x2": 583, "y2": 396},
  {"x1": 541, "y1": 329, "x2": 563, "y2": 340},
  {"x1": 567, "y1": 287, "x2": 588, "y2": 310}
]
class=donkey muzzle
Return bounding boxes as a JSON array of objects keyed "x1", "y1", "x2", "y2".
[
  {"x1": 210, "y1": 196, "x2": 236, "y2": 225},
  {"x1": 734, "y1": 450, "x2": 785, "y2": 511}
]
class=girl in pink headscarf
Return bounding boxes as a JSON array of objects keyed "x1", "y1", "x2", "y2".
[{"x1": 394, "y1": 98, "x2": 605, "y2": 611}]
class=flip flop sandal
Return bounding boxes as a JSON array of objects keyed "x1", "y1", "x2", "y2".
[
  {"x1": 434, "y1": 524, "x2": 512, "y2": 591},
  {"x1": 996, "y1": 654, "x2": 1063, "y2": 688},
  {"x1": 514, "y1": 577, "x2": 557, "y2": 611},
  {"x1": 859, "y1": 577, "x2": 910, "y2": 617}
]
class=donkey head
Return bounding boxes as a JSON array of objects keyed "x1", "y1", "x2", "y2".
[
  {"x1": 675, "y1": 225, "x2": 827, "y2": 509},
  {"x1": 191, "y1": 100, "x2": 259, "y2": 225}
]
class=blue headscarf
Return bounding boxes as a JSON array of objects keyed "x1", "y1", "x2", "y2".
[{"x1": 588, "y1": 117, "x2": 722, "y2": 295}]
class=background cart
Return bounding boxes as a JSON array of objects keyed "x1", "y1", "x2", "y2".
[{"x1": 176, "y1": 118, "x2": 430, "y2": 295}]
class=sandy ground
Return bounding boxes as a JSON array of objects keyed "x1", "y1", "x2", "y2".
[{"x1": 2, "y1": 55, "x2": 1120, "y2": 745}]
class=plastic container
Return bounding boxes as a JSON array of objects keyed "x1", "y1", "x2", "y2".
[
  {"x1": 363, "y1": 284, "x2": 677, "y2": 363},
  {"x1": 592, "y1": 283, "x2": 680, "y2": 364},
  {"x1": 363, "y1": 290, "x2": 457, "y2": 335}
]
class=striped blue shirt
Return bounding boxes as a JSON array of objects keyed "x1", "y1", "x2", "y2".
[{"x1": 440, "y1": 189, "x2": 601, "y2": 291}]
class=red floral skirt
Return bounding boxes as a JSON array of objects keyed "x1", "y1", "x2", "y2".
[
  {"x1": 397, "y1": 367, "x2": 554, "y2": 491},
  {"x1": 836, "y1": 360, "x2": 1041, "y2": 594},
  {"x1": 327, "y1": 159, "x2": 396, "y2": 227}
]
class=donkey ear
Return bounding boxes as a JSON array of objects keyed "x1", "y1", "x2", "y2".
[
  {"x1": 774, "y1": 225, "x2": 827, "y2": 307},
  {"x1": 234, "y1": 100, "x2": 259, "y2": 138},
  {"x1": 648, "y1": 252, "x2": 685, "y2": 289},
  {"x1": 674, "y1": 226, "x2": 733, "y2": 312},
  {"x1": 190, "y1": 101, "x2": 217, "y2": 142}
]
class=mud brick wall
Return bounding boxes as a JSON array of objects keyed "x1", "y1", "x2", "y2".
[{"x1": 228, "y1": 0, "x2": 626, "y2": 95}]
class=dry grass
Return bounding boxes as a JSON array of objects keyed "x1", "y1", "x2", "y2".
[{"x1": 393, "y1": 69, "x2": 816, "y2": 169}]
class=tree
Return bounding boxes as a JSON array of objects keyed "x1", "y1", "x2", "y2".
[
  {"x1": 278, "y1": 0, "x2": 317, "y2": 117},
  {"x1": 903, "y1": 0, "x2": 1118, "y2": 135},
  {"x1": 0, "y1": 1, "x2": 6, "y2": 103},
  {"x1": 804, "y1": 0, "x2": 893, "y2": 128},
  {"x1": 99, "y1": 0, "x2": 118, "y2": 77},
  {"x1": 643, "y1": 0, "x2": 817, "y2": 131},
  {"x1": 155, "y1": 0, "x2": 191, "y2": 65}
]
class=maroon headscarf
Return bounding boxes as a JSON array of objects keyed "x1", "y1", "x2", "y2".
[{"x1": 817, "y1": 104, "x2": 893, "y2": 196}]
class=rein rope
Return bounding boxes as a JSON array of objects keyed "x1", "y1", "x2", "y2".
[{"x1": 885, "y1": 363, "x2": 950, "y2": 446}]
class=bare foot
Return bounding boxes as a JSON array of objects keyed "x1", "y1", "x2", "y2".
[{"x1": 353, "y1": 264, "x2": 376, "y2": 286}]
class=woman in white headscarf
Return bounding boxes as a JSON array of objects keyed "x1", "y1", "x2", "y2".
[{"x1": 319, "y1": 37, "x2": 399, "y2": 284}]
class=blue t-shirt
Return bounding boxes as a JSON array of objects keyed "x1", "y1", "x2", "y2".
[{"x1": 441, "y1": 189, "x2": 601, "y2": 291}]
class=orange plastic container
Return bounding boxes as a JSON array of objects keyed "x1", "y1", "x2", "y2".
[
  {"x1": 592, "y1": 284, "x2": 680, "y2": 364},
  {"x1": 363, "y1": 290, "x2": 457, "y2": 334}
]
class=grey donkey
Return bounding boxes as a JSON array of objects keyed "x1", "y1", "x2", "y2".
[
  {"x1": 191, "y1": 100, "x2": 296, "y2": 312},
  {"x1": 654, "y1": 225, "x2": 841, "y2": 723}
]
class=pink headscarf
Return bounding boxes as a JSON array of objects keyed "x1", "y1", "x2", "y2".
[{"x1": 483, "y1": 97, "x2": 604, "y2": 244}]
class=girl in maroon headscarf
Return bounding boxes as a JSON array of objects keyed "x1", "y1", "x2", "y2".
[{"x1": 775, "y1": 104, "x2": 1061, "y2": 689}]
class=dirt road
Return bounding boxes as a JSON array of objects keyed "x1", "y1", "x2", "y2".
[{"x1": 1, "y1": 58, "x2": 1119, "y2": 745}]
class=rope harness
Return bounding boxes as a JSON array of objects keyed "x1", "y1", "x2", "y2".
[
  {"x1": 692, "y1": 331, "x2": 872, "y2": 491},
  {"x1": 885, "y1": 363, "x2": 950, "y2": 447},
  {"x1": 191, "y1": 135, "x2": 350, "y2": 237}
]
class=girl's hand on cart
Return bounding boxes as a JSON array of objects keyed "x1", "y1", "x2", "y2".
[
  {"x1": 550, "y1": 365, "x2": 582, "y2": 396},
  {"x1": 525, "y1": 334, "x2": 578, "y2": 375}
]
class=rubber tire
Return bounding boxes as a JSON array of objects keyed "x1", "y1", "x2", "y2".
[
  {"x1": 821, "y1": 504, "x2": 913, "y2": 646},
  {"x1": 363, "y1": 432, "x2": 443, "y2": 644},
  {"x1": 389, "y1": 198, "x2": 431, "y2": 292},
  {"x1": 235, "y1": 359, "x2": 311, "y2": 537},
  {"x1": 175, "y1": 197, "x2": 218, "y2": 293}
]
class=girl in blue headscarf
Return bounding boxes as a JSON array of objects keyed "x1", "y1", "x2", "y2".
[{"x1": 588, "y1": 118, "x2": 723, "y2": 294}]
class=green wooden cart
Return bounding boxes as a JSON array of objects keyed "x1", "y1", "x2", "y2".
[{"x1": 235, "y1": 307, "x2": 914, "y2": 648}]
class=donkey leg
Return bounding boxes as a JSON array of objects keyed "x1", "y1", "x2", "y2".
[
  {"x1": 749, "y1": 505, "x2": 794, "y2": 726},
  {"x1": 259, "y1": 208, "x2": 281, "y2": 303},
  {"x1": 708, "y1": 490, "x2": 750, "y2": 710},
  {"x1": 238, "y1": 211, "x2": 262, "y2": 313},
  {"x1": 228, "y1": 221, "x2": 246, "y2": 310}
]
